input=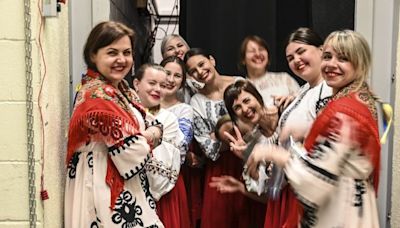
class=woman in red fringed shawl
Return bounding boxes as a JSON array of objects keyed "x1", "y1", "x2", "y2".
[
  {"x1": 65, "y1": 21, "x2": 164, "y2": 228},
  {"x1": 246, "y1": 30, "x2": 381, "y2": 227}
]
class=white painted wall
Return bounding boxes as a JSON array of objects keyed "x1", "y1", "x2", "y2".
[
  {"x1": 391, "y1": 3, "x2": 400, "y2": 227},
  {"x1": 0, "y1": 0, "x2": 69, "y2": 227},
  {"x1": 356, "y1": 0, "x2": 399, "y2": 227}
]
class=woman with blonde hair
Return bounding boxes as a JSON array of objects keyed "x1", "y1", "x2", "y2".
[{"x1": 247, "y1": 30, "x2": 381, "y2": 227}]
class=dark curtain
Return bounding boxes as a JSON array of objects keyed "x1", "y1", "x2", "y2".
[
  {"x1": 110, "y1": 0, "x2": 152, "y2": 85},
  {"x1": 180, "y1": 0, "x2": 354, "y2": 84}
]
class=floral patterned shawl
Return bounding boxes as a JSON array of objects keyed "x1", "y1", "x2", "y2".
[{"x1": 66, "y1": 69, "x2": 147, "y2": 209}]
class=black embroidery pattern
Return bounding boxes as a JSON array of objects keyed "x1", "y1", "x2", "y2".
[
  {"x1": 315, "y1": 97, "x2": 330, "y2": 114},
  {"x1": 108, "y1": 136, "x2": 150, "y2": 180},
  {"x1": 139, "y1": 170, "x2": 156, "y2": 209},
  {"x1": 293, "y1": 193, "x2": 319, "y2": 228},
  {"x1": 301, "y1": 203, "x2": 318, "y2": 228},
  {"x1": 193, "y1": 115, "x2": 208, "y2": 135},
  {"x1": 308, "y1": 139, "x2": 331, "y2": 160},
  {"x1": 90, "y1": 217, "x2": 101, "y2": 228},
  {"x1": 67, "y1": 152, "x2": 81, "y2": 179},
  {"x1": 87, "y1": 151, "x2": 93, "y2": 174},
  {"x1": 354, "y1": 179, "x2": 366, "y2": 217},
  {"x1": 112, "y1": 190, "x2": 144, "y2": 227},
  {"x1": 315, "y1": 83, "x2": 331, "y2": 114},
  {"x1": 123, "y1": 154, "x2": 150, "y2": 180},
  {"x1": 90, "y1": 221, "x2": 99, "y2": 228},
  {"x1": 193, "y1": 101, "x2": 224, "y2": 160},
  {"x1": 214, "y1": 101, "x2": 227, "y2": 117},
  {"x1": 108, "y1": 135, "x2": 139, "y2": 156},
  {"x1": 300, "y1": 157, "x2": 338, "y2": 185}
]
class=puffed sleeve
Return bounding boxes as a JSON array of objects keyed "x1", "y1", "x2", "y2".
[
  {"x1": 176, "y1": 104, "x2": 194, "y2": 163},
  {"x1": 145, "y1": 109, "x2": 182, "y2": 200},
  {"x1": 107, "y1": 134, "x2": 151, "y2": 179},
  {"x1": 190, "y1": 95, "x2": 222, "y2": 161}
]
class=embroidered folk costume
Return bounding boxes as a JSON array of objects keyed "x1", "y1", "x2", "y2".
[
  {"x1": 144, "y1": 107, "x2": 191, "y2": 228},
  {"x1": 264, "y1": 80, "x2": 332, "y2": 228},
  {"x1": 150, "y1": 107, "x2": 191, "y2": 228},
  {"x1": 191, "y1": 92, "x2": 246, "y2": 228},
  {"x1": 285, "y1": 82, "x2": 380, "y2": 227},
  {"x1": 65, "y1": 69, "x2": 163, "y2": 228}
]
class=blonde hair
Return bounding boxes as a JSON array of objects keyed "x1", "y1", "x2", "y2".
[
  {"x1": 323, "y1": 30, "x2": 371, "y2": 90},
  {"x1": 160, "y1": 34, "x2": 190, "y2": 58}
]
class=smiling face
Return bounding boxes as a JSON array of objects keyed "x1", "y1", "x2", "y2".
[
  {"x1": 286, "y1": 41, "x2": 322, "y2": 86},
  {"x1": 321, "y1": 44, "x2": 356, "y2": 94},
  {"x1": 163, "y1": 62, "x2": 184, "y2": 98},
  {"x1": 163, "y1": 37, "x2": 190, "y2": 60},
  {"x1": 186, "y1": 55, "x2": 216, "y2": 84},
  {"x1": 134, "y1": 67, "x2": 167, "y2": 108},
  {"x1": 244, "y1": 40, "x2": 269, "y2": 74},
  {"x1": 232, "y1": 90, "x2": 264, "y2": 125},
  {"x1": 90, "y1": 35, "x2": 133, "y2": 87}
]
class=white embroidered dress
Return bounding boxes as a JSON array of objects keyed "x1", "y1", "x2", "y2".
[
  {"x1": 190, "y1": 94, "x2": 228, "y2": 161},
  {"x1": 65, "y1": 105, "x2": 164, "y2": 228},
  {"x1": 145, "y1": 108, "x2": 184, "y2": 201}
]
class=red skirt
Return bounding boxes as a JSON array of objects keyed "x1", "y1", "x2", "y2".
[
  {"x1": 182, "y1": 164, "x2": 204, "y2": 228},
  {"x1": 157, "y1": 173, "x2": 191, "y2": 228},
  {"x1": 182, "y1": 141, "x2": 205, "y2": 228},
  {"x1": 239, "y1": 197, "x2": 266, "y2": 228},
  {"x1": 201, "y1": 151, "x2": 246, "y2": 228},
  {"x1": 264, "y1": 186, "x2": 300, "y2": 228}
]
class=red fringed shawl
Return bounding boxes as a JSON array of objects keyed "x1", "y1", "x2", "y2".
[
  {"x1": 304, "y1": 93, "x2": 381, "y2": 192},
  {"x1": 67, "y1": 69, "x2": 147, "y2": 209},
  {"x1": 283, "y1": 84, "x2": 380, "y2": 228}
]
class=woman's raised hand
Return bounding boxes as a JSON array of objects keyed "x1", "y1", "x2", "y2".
[
  {"x1": 258, "y1": 106, "x2": 279, "y2": 136},
  {"x1": 246, "y1": 144, "x2": 290, "y2": 180},
  {"x1": 272, "y1": 95, "x2": 295, "y2": 113},
  {"x1": 224, "y1": 125, "x2": 247, "y2": 159}
]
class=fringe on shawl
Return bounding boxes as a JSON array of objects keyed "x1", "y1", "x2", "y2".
[
  {"x1": 304, "y1": 96, "x2": 381, "y2": 192},
  {"x1": 67, "y1": 98, "x2": 141, "y2": 209},
  {"x1": 282, "y1": 95, "x2": 380, "y2": 227}
]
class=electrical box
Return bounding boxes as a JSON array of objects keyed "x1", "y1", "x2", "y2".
[{"x1": 43, "y1": 0, "x2": 58, "y2": 17}]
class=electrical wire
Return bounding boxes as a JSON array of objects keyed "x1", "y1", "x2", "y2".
[
  {"x1": 164, "y1": 0, "x2": 179, "y2": 34},
  {"x1": 36, "y1": 0, "x2": 48, "y2": 201}
]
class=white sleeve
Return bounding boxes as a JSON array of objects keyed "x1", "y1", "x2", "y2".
[{"x1": 190, "y1": 97, "x2": 222, "y2": 161}]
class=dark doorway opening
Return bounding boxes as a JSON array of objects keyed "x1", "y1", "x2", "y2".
[{"x1": 179, "y1": 0, "x2": 355, "y2": 84}]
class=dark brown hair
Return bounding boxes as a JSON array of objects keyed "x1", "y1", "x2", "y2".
[
  {"x1": 286, "y1": 27, "x2": 323, "y2": 48},
  {"x1": 160, "y1": 56, "x2": 187, "y2": 88},
  {"x1": 83, "y1": 21, "x2": 135, "y2": 71},
  {"x1": 224, "y1": 80, "x2": 264, "y2": 122}
]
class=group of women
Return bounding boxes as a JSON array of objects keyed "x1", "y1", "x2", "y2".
[{"x1": 65, "y1": 20, "x2": 382, "y2": 228}]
